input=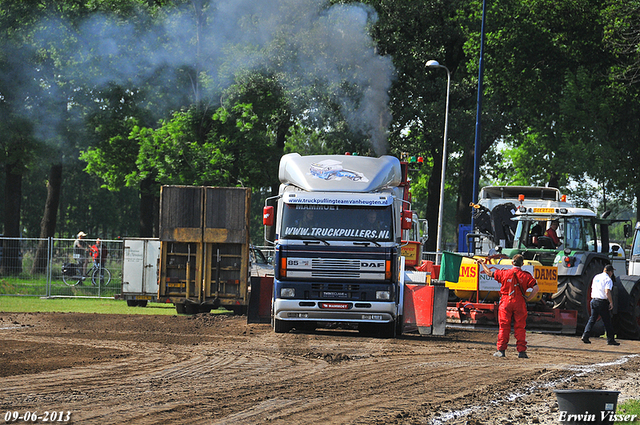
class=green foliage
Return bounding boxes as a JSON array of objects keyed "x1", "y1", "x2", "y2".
[
  {"x1": 615, "y1": 398, "x2": 640, "y2": 425},
  {"x1": 3, "y1": 0, "x2": 640, "y2": 240}
]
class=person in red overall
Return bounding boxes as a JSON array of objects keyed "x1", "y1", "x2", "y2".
[
  {"x1": 479, "y1": 254, "x2": 539, "y2": 358},
  {"x1": 544, "y1": 219, "x2": 562, "y2": 247}
]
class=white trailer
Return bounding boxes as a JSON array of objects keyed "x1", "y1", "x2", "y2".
[{"x1": 121, "y1": 238, "x2": 161, "y2": 307}]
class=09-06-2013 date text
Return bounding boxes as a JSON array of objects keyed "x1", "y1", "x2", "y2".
[{"x1": 4, "y1": 411, "x2": 71, "y2": 423}]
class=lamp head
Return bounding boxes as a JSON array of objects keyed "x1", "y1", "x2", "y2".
[{"x1": 426, "y1": 60, "x2": 441, "y2": 67}]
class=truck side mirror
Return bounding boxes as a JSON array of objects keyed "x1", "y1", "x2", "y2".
[
  {"x1": 421, "y1": 220, "x2": 429, "y2": 242},
  {"x1": 402, "y1": 210, "x2": 412, "y2": 230},
  {"x1": 263, "y1": 206, "x2": 274, "y2": 226}
]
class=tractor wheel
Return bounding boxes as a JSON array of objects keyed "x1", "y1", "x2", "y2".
[
  {"x1": 552, "y1": 259, "x2": 606, "y2": 333},
  {"x1": 614, "y1": 279, "x2": 640, "y2": 340}
]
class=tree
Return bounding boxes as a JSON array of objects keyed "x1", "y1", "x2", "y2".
[{"x1": 361, "y1": 0, "x2": 481, "y2": 250}]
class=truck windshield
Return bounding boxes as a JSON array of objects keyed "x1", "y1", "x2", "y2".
[{"x1": 281, "y1": 204, "x2": 393, "y2": 241}]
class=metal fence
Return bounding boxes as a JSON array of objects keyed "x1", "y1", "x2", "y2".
[{"x1": 0, "y1": 237, "x2": 123, "y2": 298}]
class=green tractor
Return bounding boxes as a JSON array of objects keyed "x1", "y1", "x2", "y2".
[{"x1": 502, "y1": 205, "x2": 640, "y2": 339}]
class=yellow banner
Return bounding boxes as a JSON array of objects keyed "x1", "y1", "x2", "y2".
[
  {"x1": 445, "y1": 257, "x2": 479, "y2": 291},
  {"x1": 533, "y1": 266, "x2": 558, "y2": 293},
  {"x1": 445, "y1": 260, "x2": 558, "y2": 294}
]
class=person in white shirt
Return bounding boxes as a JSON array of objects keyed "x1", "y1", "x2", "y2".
[{"x1": 581, "y1": 264, "x2": 620, "y2": 345}]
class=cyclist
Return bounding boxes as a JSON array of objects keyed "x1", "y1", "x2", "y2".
[
  {"x1": 90, "y1": 238, "x2": 108, "y2": 282},
  {"x1": 73, "y1": 231, "x2": 89, "y2": 277}
]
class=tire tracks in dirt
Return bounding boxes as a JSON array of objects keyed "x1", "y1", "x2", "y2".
[{"x1": 2, "y1": 313, "x2": 640, "y2": 424}]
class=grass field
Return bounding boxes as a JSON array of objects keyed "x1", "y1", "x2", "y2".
[
  {"x1": 0, "y1": 296, "x2": 232, "y2": 315},
  {"x1": 616, "y1": 399, "x2": 640, "y2": 424}
]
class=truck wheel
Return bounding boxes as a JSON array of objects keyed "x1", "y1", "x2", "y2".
[
  {"x1": 185, "y1": 304, "x2": 200, "y2": 315},
  {"x1": 614, "y1": 279, "x2": 640, "y2": 340},
  {"x1": 358, "y1": 323, "x2": 375, "y2": 336},
  {"x1": 295, "y1": 321, "x2": 316, "y2": 332},
  {"x1": 395, "y1": 315, "x2": 403, "y2": 336},
  {"x1": 380, "y1": 321, "x2": 397, "y2": 339},
  {"x1": 274, "y1": 318, "x2": 291, "y2": 333},
  {"x1": 552, "y1": 259, "x2": 605, "y2": 332},
  {"x1": 175, "y1": 303, "x2": 187, "y2": 314},
  {"x1": 230, "y1": 306, "x2": 248, "y2": 316},
  {"x1": 126, "y1": 300, "x2": 138, "y2": 307},
  {"x1": 137, "y1": 300, "x2": 148, "y2": 307}
]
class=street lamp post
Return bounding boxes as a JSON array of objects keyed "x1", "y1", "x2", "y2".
[{"x1": 426, "y1": 60, "x2": 451, "y2": 265}]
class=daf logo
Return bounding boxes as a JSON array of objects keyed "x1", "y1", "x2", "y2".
[{"x1": 361, "y1": 262, "x2": 385, "y2": 268}]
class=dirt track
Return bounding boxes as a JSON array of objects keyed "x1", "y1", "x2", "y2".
[{"x1": 1, "y1": 311, "x2": 639, "y2": 425}]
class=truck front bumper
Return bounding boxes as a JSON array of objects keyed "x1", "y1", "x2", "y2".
[{"x1": 273, "y1": 299, "x2": 396, "y2": 323}]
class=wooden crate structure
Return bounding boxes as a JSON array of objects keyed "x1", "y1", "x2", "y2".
[{"x1": 158, "y1": 186, "x2": 250, "y2": 311}]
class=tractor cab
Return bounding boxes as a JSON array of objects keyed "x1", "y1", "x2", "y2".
[{"x1": 505, "y1": 207, "x2": 600, "y2": 266}]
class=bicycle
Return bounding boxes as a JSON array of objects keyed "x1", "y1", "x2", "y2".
[{"x1": 62, "y1": 261, "x2": 112, "y2": 286}]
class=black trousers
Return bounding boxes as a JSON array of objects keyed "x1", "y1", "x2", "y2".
[{"x1": 583, "y1": 298, "x2": 615, "y2": 341}]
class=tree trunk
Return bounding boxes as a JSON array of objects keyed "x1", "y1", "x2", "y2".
[
  {"x1": 139, "y1": 177, "x2": 157, "y2": 237},
  {"x1": 2, "y1": 162, "x2": 23, "y2": 275},
  {"x1": 32, "y1": 162, "x2": 63, "y2": 274}
]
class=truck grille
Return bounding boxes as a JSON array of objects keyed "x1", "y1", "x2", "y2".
[
  {"x1": 311, "y1": 258, "x2": 360, "y2": 270},
  {"x1": 312, "y1": 283, "x2": 360, "y2": 291},
  {"x1": 311, "y1": 258, "x2": 362, "y2": 278},
  {"x1": 284, "y1": 256, "x2": 387, "y2": 280}
]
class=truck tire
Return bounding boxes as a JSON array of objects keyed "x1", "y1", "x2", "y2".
[
  {"x1": 614, "y1": 279, "x2": 640, "y2": 340},
  {"x1": 274, "y1": 318, "x2": 292, "y2": 333},
  {"x1": 126, "y1": 300, "x2": 138, "y2": 307},
  {"x1": 395, "y1": 315, "x2": 403, "y2": 336},
  {"x1": 137, "y1": 300, "x2": 148, "y2": 307},
  {"x1": 230, "y1": 306, "x2": 248, "y2": 316},
  {"x1": 359, "y1": 322, "x2": 396, "y2": 338},
  {"x1": 185, "y1": 303, "x2": 200, "y2": 315},
  {"x1": 358, "y1": 323, "x2": 375, "y2": 336},
  {"x1": 380, "y1": 321, "x2": 397, "y2": 339},
  {"x1": 175, "y1": 303, "x2": 187, "y2": 314},
  {"x1": 295, "y1": 321, "x2": 316, "y2": 332},
  {"x1": 552, "y1": 259, "x2": 606, "y2": 332}
]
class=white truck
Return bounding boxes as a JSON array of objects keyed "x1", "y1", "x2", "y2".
[{"x1": 263, "y1": 153, "x2": 424, "y2": 337}]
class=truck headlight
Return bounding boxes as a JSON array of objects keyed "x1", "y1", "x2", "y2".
[
  {"x1": 280, "y1": 288, "x2": 295, "y2": 298},
  {"x1": 376, "y1": 290, "x2": 390, "y2": 300}
]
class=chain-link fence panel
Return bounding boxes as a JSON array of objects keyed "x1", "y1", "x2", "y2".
[
  {"x1": 0, "y1": 237, "x2": 122, "y2": 298},
  {"x1": 0, "y1": 237, "x2": 49, "y2": 296}
]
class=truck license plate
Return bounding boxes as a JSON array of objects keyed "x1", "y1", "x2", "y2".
[{"x1": 323, "y1": 291, "x2": 348, "y2": 299}]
